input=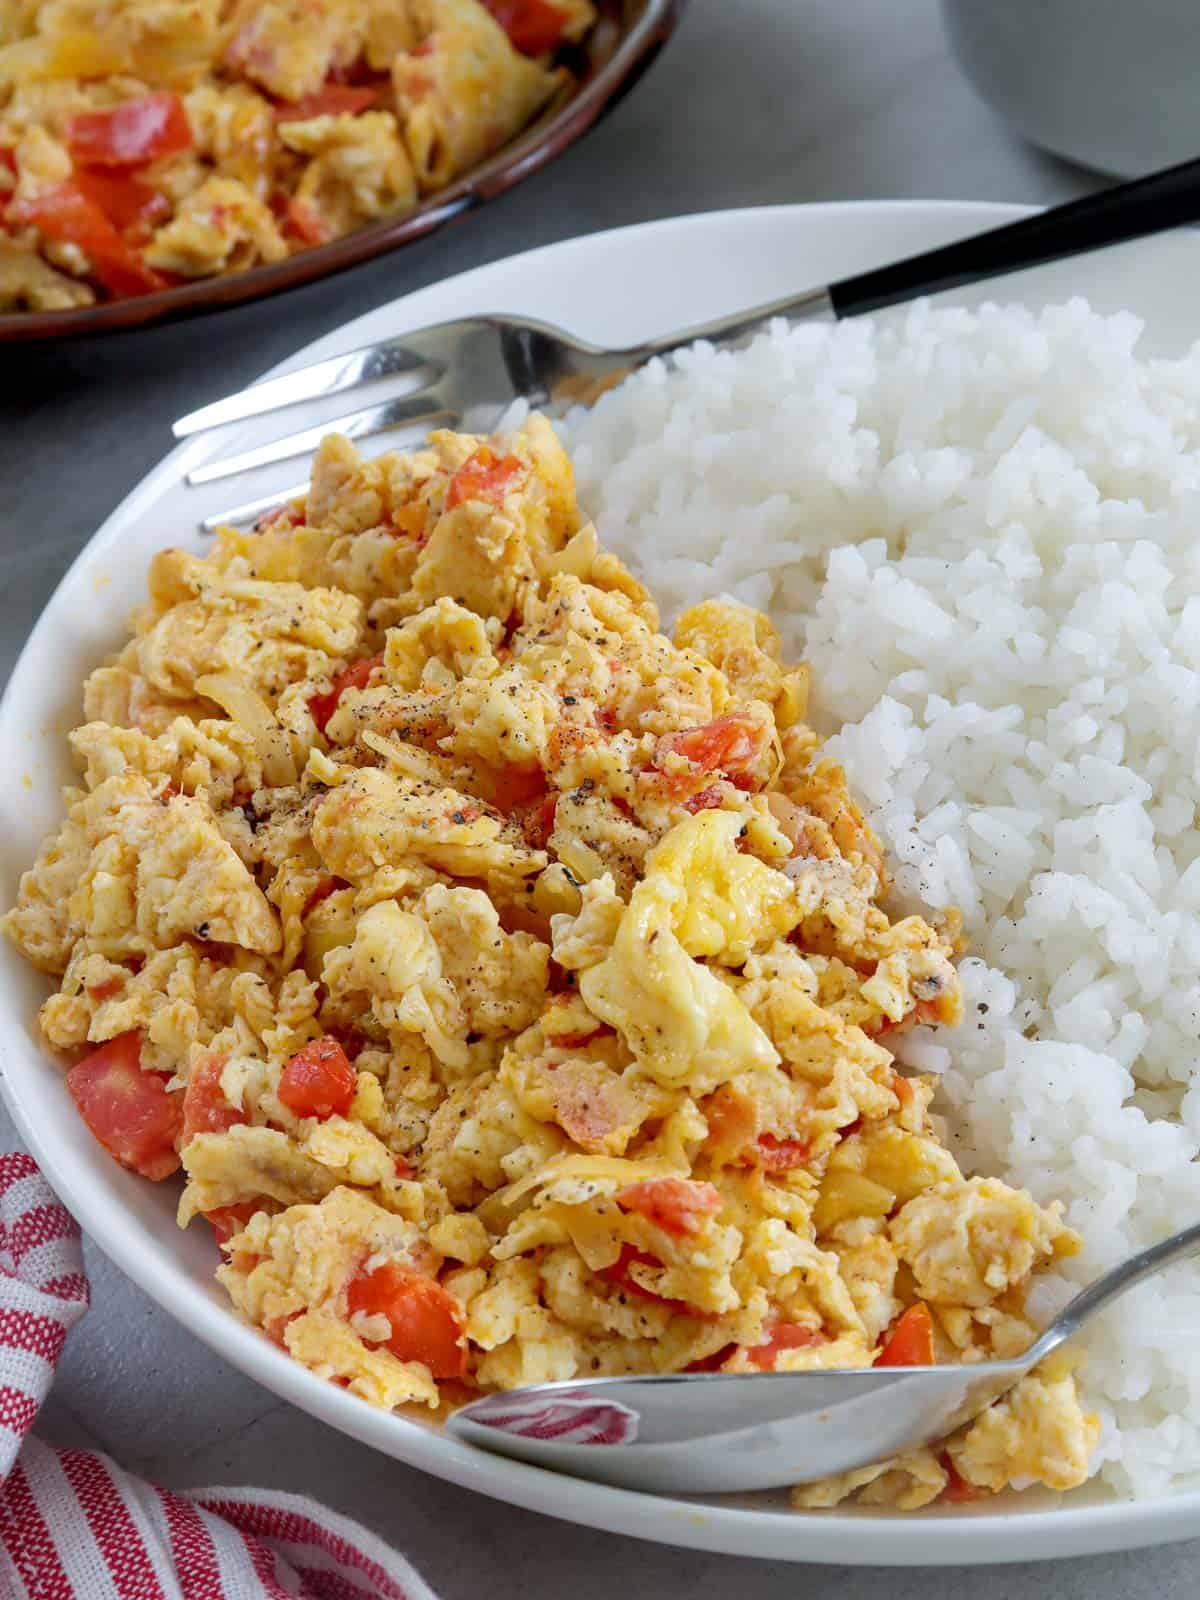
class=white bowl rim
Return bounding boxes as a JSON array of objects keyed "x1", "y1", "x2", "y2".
[{"x1": 3, "y1": 199, "x2": 1199, "y2": 1565}]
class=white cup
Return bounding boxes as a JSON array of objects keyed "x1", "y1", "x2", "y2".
[{"x1": 942, "y1": 0, "x2": 1200, "y2": 177}]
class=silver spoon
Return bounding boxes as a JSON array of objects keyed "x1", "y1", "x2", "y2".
[{"x1": 446, "y1": 1220, "x2": 1200, "y2": 1496}]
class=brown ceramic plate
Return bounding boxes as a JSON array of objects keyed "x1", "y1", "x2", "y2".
[{"x1": 0, "y1": 0, "x2": 686, "y2": 344}]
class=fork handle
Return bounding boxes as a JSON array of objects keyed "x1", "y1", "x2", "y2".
[
  {"x1": 641, "y1": 155, "x2": 1200, "y2": 360},
  {"x1": 830, "y1": 155, "x2": 1200, "y2": 316}
]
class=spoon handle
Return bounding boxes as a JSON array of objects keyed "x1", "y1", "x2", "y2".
[{"x1": 1031, "y1": 1218, "x2": 1200, "y2": 1361}]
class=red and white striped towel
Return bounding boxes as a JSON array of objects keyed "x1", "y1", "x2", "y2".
[{"x1": 0, "y1": 1148, "x2": 440, "y2": 1600}]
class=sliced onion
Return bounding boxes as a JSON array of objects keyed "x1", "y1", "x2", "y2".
[{"x1": 196, "y1": 670, "x2": 297, "y2": 788}]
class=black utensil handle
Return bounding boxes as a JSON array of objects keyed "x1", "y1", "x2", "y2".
[{"x1": 830, "y1": 156, "x2": 1200, "y2": 318}]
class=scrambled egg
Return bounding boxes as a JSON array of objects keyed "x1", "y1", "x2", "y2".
[
  {"x1": 0, "y1": 0, "x2": 589, "y2": 309},
  {"x1": 3, "y1": 415, "x2": 1098, "y2": 1510}
]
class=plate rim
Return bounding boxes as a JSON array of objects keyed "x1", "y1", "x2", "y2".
[{"x1": 4, "y1": 198, "x2": 1200, "y2": 1565}]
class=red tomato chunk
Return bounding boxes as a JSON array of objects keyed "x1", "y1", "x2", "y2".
[
  {"x1": 597, "y1": 1244, "x2": 704, "y2": 1317},
  {"x1": 6, "y1": 182, "x2": 165, "y2": 297},
  {"x1": 615, "y1": 1176, "x2": 723, "y2": 1237},
  {"x1": 684, "y1": 1343, "x2": 738, "y2": 1373},
  {"x1": 875, "y1": 1301, "x2": 935, "y2": 1367},
  {"x1": 275, "y1": 84, "x2": 378, "y2": 122},
  {"x1": 445, "y1": 448, "x2": 523, "y2": 509},
  {"x1": 746, "y1": 1321, "x2": 823, "y2": 1370},
  {"x1": 489, "y1": 762, "x2": 547, "y2": 813},
  {"x1": 67, "y1": 92, "x2": 193, "y2": 167},
  {"x1": 521, "y1": 790, "x2": 558, "y2": 849},
  {"x1": 181, "y1": 1054, "x2": 245, "y2": 1144},
  {"x1": 66, "y1": 1030, "x2": 182, "y2": 1181},
  {"x1": 939, "y1": 1451, "x2": 981, "y2": 1503},
  {"x1": 74, "y1": 169, "x2": 170, "y2": 237},
  {"x1": 205, "y1": 1200, "x2": 261, "y2": 1246},
  {"x1": 282, "y1": 196, "x2": 332, "y2": 247},
  {"x1": 754, "y1": 1133, "x2": 812, "y2": 1172},
  {"x1": 347, "y1": 1261, "x2": 466, "y2": 1378},
  {"x1": 655, "y1": 712, "x2": 768, "y2": 790},
  {"x1": 483, "y1": 0, "x2": 571, "y2": 53},
  {"x1": 308, "y1": 654, "x2": 383, "y2": 734},
  {"x1": 279, "y1": 1035, "x2": 356, "y2": 1120}
]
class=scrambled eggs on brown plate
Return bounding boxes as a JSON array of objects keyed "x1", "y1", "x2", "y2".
[
  {"x1": 4, "y1": 417, "x2": 1098, "y2": 1508},
  {"x1": 0, "y1": 0, "x2": 594, "y2": 310}
]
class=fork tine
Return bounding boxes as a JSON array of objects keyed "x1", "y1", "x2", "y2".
[
  {"x1": 172, "y1": 335, "x2": 447, "y2": 438},
  {"x1": 199, "y1": 482, "x2": 309, "y2": 533},
  {"x1": 186, "y1": 393, "x2": 459, "y2": 486}
]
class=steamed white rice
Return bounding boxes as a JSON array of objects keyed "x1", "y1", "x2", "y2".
[{"x1": 560, "y1": 299, "x2": 1200, "y2": 1502}]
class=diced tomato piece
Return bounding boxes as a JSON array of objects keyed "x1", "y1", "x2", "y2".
[
  {"x1": 939, "y1": 1451, "x2": 981, "y2": 1503},
  {"x1": 67, "y1": 92, "x2": 192, "y2": 167},
  {"x1": 682, "y1": 784, "x2": 725, "y2": 814},
  {"x1": 597, "y1": 1244, "x2": 706, "y2": 1317},
  {"x1": 308, "y1": 653, "x2": 383, "y2": 734},
  {"x1": 275, "y1": 84, "x2": 379, "y2": 122},
  {"x1": 615, "y1": 1176, "x2": 723, "y2": 1237},
  {"x1": 870, "y1": 999, "x2": 950, "y2": 1042},
  {"x1": 74, "y1": 168, "x2": 170, "y2": 237},
  {"x1": 702, "y1": 1082, "x2": 758, "y2": 1159},
  {"x1": 181, "y1": 1054, "x2": 245, "y2": 1144},
  {"x1": 393, "y1": 1154, "x2": 415, "y2": 1180},
  {"x1": 86, "y1": 975, "x2": 124, "y2": 1002},
  {"x1": 6, "y1": 181, "x2": 166, "y2": 297},
  {"x1": 755, "y1": 1133, "x2": 812, "y2": 1172},
  {"x1": 487, "y1": 765, "x2": 558, "y2": 847},
  {"x1": 347, "y1": 1261, "x2": 466, "y2": 1378},
  {"x1": 0, "y1": 146, "x2": 16, "y2": 175},
  {"x1": 654, "y1": 713, "x2": 769, "y2": 792},
  {"x1": 66, "y1": 1031, "x2": 182, "y2": 1181},
  {"x1": 204, "y1": 1200, "x2": 260, "y2": 1246},
  {"x1": 283, "y1": 196, "x2": 333, "y2": 246},
  {"x1": 490, "y1": 763, "x2": 547, "y2": 812},
  {"x1": 523, "y1": 790, "x2": 558, "y2": 849},
  {"x1": 445, "y1": 448, "x2": 523, "y2": 510},
  {"x1": 685, "y1": 1343, "x2": 737, "y2": 1373},
  {"x1": 265, "y1": 1309, "x2": 302, "y2": 1346},
  {"x1": 746, "y1": 1320, "x2": 824, "y2": 1371},
  {"x1": 702, "y1": 1088, "x2": 811, "y2": 1173},
  {"x1": 875, "y1": 1301, "x2": 936, "y2": 1367},
  {"x1": 482, "y1": 0, "x2": 571, "y2": 53},
  {"x1": 279, "y1": 1036, "x2": 357, "y2": 1121}
]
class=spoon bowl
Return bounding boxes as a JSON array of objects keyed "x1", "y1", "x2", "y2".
[{"x1": 447, "y1": 1219, "x2": 1200, "y2": 1495}]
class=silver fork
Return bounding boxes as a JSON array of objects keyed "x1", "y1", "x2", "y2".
[
  {"x1": 174, "y1": 294, "x2": 832, "y2": 527},
  {"x1": 177, "y1": 153, "x2": 1200, "y2": 529}
]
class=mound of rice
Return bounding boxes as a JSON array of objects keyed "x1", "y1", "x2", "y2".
[{"x1": 561, "y1": 300, "x2": 1200, "y2": 1502}]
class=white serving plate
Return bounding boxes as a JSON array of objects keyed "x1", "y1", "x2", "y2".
[{"x1": 4, "y1": 202, "x2": 1200, "y2": 1565}]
